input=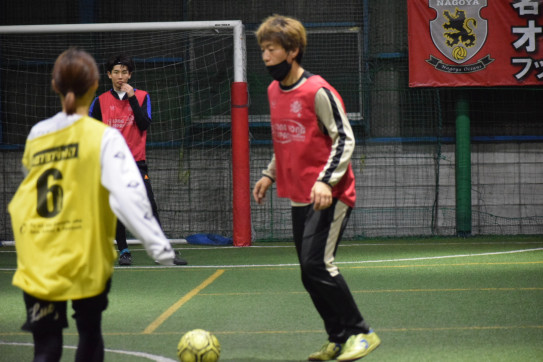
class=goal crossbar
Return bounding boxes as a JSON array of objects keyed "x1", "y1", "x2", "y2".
[{"x1": 0, "y1": 21, "x2": 246, "y2": 82}]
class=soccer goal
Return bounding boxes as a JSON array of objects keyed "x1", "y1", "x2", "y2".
[{"x1": 0, "y1": 21, "x2": 251, "y2": 246}]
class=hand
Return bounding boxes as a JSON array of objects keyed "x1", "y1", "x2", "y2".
[
  {"x1": 310, "y1": 181, "x2": 332, "y2": 210},
  {"x1": 252, "y1": 176, "x2": 273, "y2": 204},
  {"x1": 120, "y1": 83, "x2": 135, "y2": 98}
]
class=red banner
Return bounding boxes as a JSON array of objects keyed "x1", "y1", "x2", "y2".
[{"x1": 408, "y1": 0, "x2": 543, "y2": 87}]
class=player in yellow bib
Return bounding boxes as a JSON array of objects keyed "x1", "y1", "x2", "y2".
[{"x1": 9, "y1": 48, "x2": 185, "y2": 362}]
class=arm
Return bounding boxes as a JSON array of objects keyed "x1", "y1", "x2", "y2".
[
  {"x1": 122, "y1": 84, "x2": 152, "y2": 131},
  {"x1": 252, "y1": 154, "x2": 276, "y2": 204},
  {"x1": 311, "y1": 87, "x2": 355, "y2": 210},
  {"x1": 100, "y1": 127, "x2": 176, "y2": 265},
  {"x1": 89, "y1": 97, "x2": 102, "y2": 121},
  {"x1": 129, "y1": 94, "x2": 152, "y2": 131}
]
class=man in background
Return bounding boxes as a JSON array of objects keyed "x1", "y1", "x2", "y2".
[{"x1": 90, "y1": 54, "x2": 185, "y2": 266}]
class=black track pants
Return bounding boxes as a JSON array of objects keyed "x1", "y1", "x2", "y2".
[{"x1": 292, "y1": 199, "x2": 369, "y2": 343}]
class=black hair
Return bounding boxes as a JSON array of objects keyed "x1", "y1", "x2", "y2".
[{"x1": 106, "y1": 54, "x2": 135, "y2": 73}]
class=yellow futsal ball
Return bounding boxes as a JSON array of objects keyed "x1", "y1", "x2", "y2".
[
  {"x1": 452, "y1": 46, "x2": 467, "y2": 61},
  {"x1": 177, "y1": 329, "x2": 221, "y2": 362}
]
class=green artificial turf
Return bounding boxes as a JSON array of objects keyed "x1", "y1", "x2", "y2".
[{"x1": 1, "y1": 235, "x2": 542, "y2": 361}]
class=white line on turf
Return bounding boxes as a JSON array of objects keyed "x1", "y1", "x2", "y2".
[
  {"x1": 2, "y1": 240, "x2": 542, "y2": 249},
  {"x1": 0, "y1": 341, "x2": 177, "y2": 362},
  {"x1": 118, "y1": 247, "x2": 543, "y2": 269},
  {"x1": 0, "y1": 247, "x2": 541, "y2": 271}
]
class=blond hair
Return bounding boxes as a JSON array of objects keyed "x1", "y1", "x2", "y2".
[{"x1": 256, "y1": 14, "x2": 307, "y2": 63}]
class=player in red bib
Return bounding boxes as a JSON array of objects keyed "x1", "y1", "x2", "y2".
[
  {"x1": 253, "y1": 15, "x2": 380, "y2": 361},
  {"x1": 89, "y1": 55, "x2": 182, "y2": 266}
]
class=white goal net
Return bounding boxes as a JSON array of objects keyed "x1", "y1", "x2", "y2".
[{"x1": 0, "y1": 21, "x2": 250, "y2": 244}]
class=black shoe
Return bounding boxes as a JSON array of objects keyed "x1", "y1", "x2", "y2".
[
  {"x1": 173, "y1": 251, "x2": 188, "y2": 265},
  {"x1": 154, "y1": 251, "x2": 188, "y2": 265},
  {"x1": 119, "y1": 251, "x2": 132, "y2": 266}
]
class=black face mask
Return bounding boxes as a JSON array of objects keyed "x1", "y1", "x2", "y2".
[{"x1": 266, "y1": 60, "x2": 292, "y2": 81}]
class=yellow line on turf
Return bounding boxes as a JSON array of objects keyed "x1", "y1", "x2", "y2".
[
  {"x1": 350, "y1": 260, "x2": 543, "y2": 269},
  {"x1": 195, "y1": 287, "x2": 543, "y2": 296},
  {"x1": 142, "y1": 269, "x2": 225, "y2": 334},
  {"x1": 4, "y1": 325, "x2": 543, "y2": 337}
]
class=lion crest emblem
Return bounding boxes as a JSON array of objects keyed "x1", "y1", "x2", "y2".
[{"x1": 429, "y1": 0, "x2": 488, "y2": 65}]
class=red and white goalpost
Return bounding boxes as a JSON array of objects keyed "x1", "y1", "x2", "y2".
[
  {"x1": 0, "y1": 21, "x2": 252, "y2": 246},
  {"x1": 230, "y1": 22, "x2": 251, "y2": 246}
]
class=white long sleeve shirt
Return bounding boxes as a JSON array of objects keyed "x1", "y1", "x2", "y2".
[{"x1": 25, "y1": 112, "x2": 176, "y2": 265}]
